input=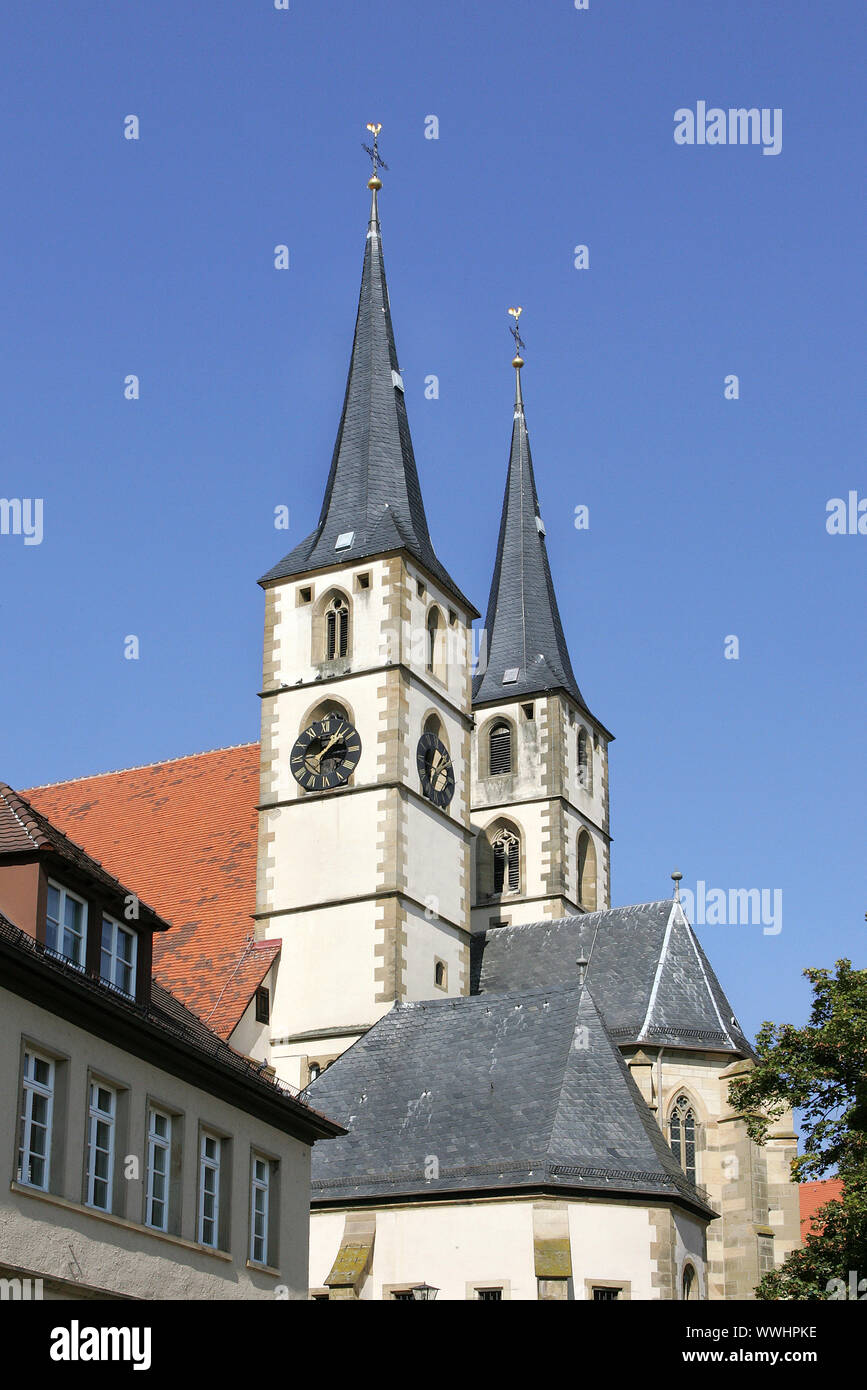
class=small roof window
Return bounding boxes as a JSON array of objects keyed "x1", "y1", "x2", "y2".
[
  {"x1": 502, "y1": 668, "x2": 519, "y2": 684},
  {"x1": 335, "y1": 531, "x2": 355, "y2": 551}
]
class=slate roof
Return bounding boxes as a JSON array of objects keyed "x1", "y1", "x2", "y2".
[
  {"x1": 471, "y1": 900, "x2": 753, "y2": 1056},
  {"x1": 0, "y1": 783, "x2": 168, "y2": 934},
  {"x1": 473, "y1": 369, "x2": 598, "y2": 717},
  {"x1": 308, "y1": 980, "x2": 714, "y2": 1215},
  {"x1": 260, "y1": 187, "x2": 474, "y2": 614},
  {"x1": 24, "y1": 745, "x2": 275, "y2": 1038}
]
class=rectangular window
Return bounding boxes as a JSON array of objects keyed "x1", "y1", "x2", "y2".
[
  {"x1": 199, "y1": 1132, "x2": 221, "y2": 1248},
  {"x1": 145, "y1": 1108, "x2": 171, "y2": 1232},
  {"x1": 477, "y1": 1288, "x2": 503, "y2": 1301},
  {"x1": 592, "y1": 1286, "x2": 621, "y2": 1301},
  {"x1": 45, "y1": 881, "x2": 87, "y2": 967},
  {"x1": 100, "y1": 917, "x2": 137, "y2": 997},
  {"x1": 254, "y1": 986, "x2": 270, "y2": 1024},
  {"x1": 85, "y1": 1082, "x2": 116, "y2": 1211},
  {"x1": 17, "y1": 1050, "x2": 54, "y2": 1190},
  {"x1": 250, "y1": 1155, "x2": 271, "y2": 1265}
]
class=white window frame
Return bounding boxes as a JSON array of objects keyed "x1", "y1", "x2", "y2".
[
  {"x1": 100, "y1": 915, "x2": 138, "y2": 997},
  {"x1": 250, "y1": 1154, "x2": 271, "y2": 1266},
  {"x1": 85, "y1": 1081, "x2": 116, "y2": 1212},
  {"x1": 18, "y1": 1050, "x2": 54, "y2": 1191},
  {"x1": 198, "y1": 1132, "x2": 221, "y2": 1248},
  {"x1": 45, "y1": 879, "x2": 87, "y2": 967},
  {"x1": 145, "y1": 1107, "x2": 172, "y2": 1232}
]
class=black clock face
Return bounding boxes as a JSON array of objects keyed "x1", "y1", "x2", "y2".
[
  {"x1": 417, "y1": 732, "x2": 455, "y2": 808},
  {"x1": 291, "y1": 714, "x2": 362, "y2": 791}
]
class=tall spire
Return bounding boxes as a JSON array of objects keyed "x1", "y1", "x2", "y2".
[
  {"x1": 473, "y1": 315, "x2": 589, "y2": 709},
  {"x1": 260, "y1": 127, "x2": 471, "y2": 611}
]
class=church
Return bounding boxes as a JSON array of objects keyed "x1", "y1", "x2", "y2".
[{"x1": 22, "y1": 145, "x2": 802, "y2": 1300}]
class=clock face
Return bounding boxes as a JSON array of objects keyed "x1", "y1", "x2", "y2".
[
  {"x1": 291, "y1": 714, "x2": 362, "y2": 792},
  {"x1": 417, "y1": 732, "x2": 455, "y2": 808}
]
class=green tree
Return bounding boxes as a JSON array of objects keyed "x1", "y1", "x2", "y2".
[{"x1": 727, "y1": 959, "x2": 867, "y2": 1299}]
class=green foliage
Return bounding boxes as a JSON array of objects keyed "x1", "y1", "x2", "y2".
[{"x1": 728, "y1": 959, "x2": 867, "y2": 1299}]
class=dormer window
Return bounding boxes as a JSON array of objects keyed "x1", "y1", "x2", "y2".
[
  {"x1": 45, "y1": 881, "x2": 87, "y2": 968},
  {"x1": 100, "y1": 916, "x2": 138, "y2": 997}
]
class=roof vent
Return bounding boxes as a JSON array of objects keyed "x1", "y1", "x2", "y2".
[
  {"x1": 335, "y1": 531, "x2": 355, "y2": 551},
  {"x1": 535, "y1": 515, "x2": 546, "y2": 535},
  {"x1": 391, "y1": 370, "x2": 405, "y2": 392},
  {"x1": 502, "y1": 668, "x2": 519, "y2": 684}
]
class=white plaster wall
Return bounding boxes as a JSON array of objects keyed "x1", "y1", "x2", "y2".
[
  {"x1": 310, "y1": 1196, "x2": 686, "y2": 1301},
  {"x1": 567, "y1": 1201, "x2": 658, "y2": 1299},
  {"x1": 267, "y1": 903, "x2": 378, "y2": 1041},
  {"x1": 263, "y1": 788, "x2": 384, "y2": 911},
  {"x1": 2, "y1": 988, "x2": 315, "y2": 1299},
  {"x1": 402, "y1": 902, "x2": 466, "y2": 1002},
  {"x1": 228, "y1": 961, "x2": 279, "y2": 1064},
  {"x1": 310, "y1": 1200, "x2": 537, "y2": 1300},
  {"x1": 404, "y1": 798, "x2": 466, "y2": 927}
]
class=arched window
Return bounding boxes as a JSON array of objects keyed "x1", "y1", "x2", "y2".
[
  {"x1": 577, "y1": 727, "x2": 593, "y2": 793},
  {"x1": 669, "y1": 1094, "x2": 698, "y2": 1184},
  {"x1": 326, "y1": 596, "x2": 349, "y2": 659},
  {"x1": 492, "y1": 828, "x2": 520, "y2": 894},
  {"x1": 576, "y1": 830, "x2": 597, "y2": 910},
  {"x1": 682, "y1": 1264, "x2": 696, "y2": 1300},
  {"x1": 434, "y1": 960, "x2": 446, "y2": 988},
  {"x1": 489, "y1": 723, "x2": 512, "y2": 776},
  {"x1": 426, "y1": 607, "x2": 447, "y2": 681},
  {"x1": 315, "y1": 589, "x2": 351, "y2": 664}
]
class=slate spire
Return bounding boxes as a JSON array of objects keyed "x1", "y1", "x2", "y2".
[
  {"x1": 473, "y1": 347, "x2": 588, "y2": 708},
  {"x1": 260, "y1": 158, "x2": 471, "y2": 610}
]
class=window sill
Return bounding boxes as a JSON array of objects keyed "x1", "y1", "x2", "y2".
[
  {"x1": 9, "y1": 1181, "x2": 232, "y2": 1262},
  {"x1": 246, "y1": 1259, "x2": 281, "y2": 1277}
]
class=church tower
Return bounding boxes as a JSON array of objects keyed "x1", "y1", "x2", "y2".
[
  {"x1": 471, "y1": 331, "x2": 613, "y2": 931},
  {"x1": 256, "y1": 143, "x2": 477, "y2": 1088}
]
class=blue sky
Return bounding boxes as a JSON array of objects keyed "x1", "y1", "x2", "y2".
[{"x1": 1, "y1": 1, "x2": 863, "y2": 1045}]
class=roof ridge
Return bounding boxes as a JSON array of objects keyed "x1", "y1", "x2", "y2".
[{"x1": 24, "y1": 741, "x2": 259, "y2": 791}]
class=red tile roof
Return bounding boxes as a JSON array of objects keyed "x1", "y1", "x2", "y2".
[
  {"x1": 799, "y1": 1178, "x2": 844, "y2": 1234},
  {"x1": 0, "y1": 783, "x2": 169, "y2": 933},
  {"x1": 25, "y1": 744, "x2": 277, "y2": 1039}
]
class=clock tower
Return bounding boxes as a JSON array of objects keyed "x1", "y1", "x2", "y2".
[{"x1": 256, "y1": 156, "x2": 477, "y2": 1087}]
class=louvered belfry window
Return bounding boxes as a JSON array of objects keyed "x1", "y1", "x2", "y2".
[
  {"x1": 326, "y1": 598, "x2": 349, "y2": 659},
  {"x1": 669, "y1": 1094, "x2": 697, "y2": 1183},
  {"x1": 489, "y1": 723, "x2": 512, "y2": 776},
  {"x1": 492, "y1": 830, "x2": 520, "y2": 894}
]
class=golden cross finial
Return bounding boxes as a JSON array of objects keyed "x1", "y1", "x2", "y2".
[
  {"x1": 362, "y1": 122, "x2": 388, "y2": 189},
  {"x1": 508, "y1": 306, "x2": 525, "y2": 366}
]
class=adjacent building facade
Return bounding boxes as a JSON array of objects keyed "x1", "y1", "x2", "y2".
[{"x1": 0, "y1": 784, "x2": 342, "y2": 1299}]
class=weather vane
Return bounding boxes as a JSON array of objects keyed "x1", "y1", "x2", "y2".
[
  {"x1": 508, "y1": 306, "x2": 525, "y2": 357},
  {"x1": 362, "y1": 122, "x2": 389, "y2": 186}
]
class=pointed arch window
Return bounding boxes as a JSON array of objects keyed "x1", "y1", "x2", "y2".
[
  {"x1": 492, "y1": 828, "x2": 520, "y2": 894},
  {"x1": 577, "y1": 727, "x2": 593, "y2": 793},
  {"x1": 669, "y1": 1094, "x2": 697, "y2": 1184},
  {"x1": 489, "y1": 723, "x2": 512, "y2": 776},
  {"x1": 326, "y1": 597, "x2": 349, "y2": 660},
  {"x1": 576, "y1": 829, "x2": 597, "y2": 911}
]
